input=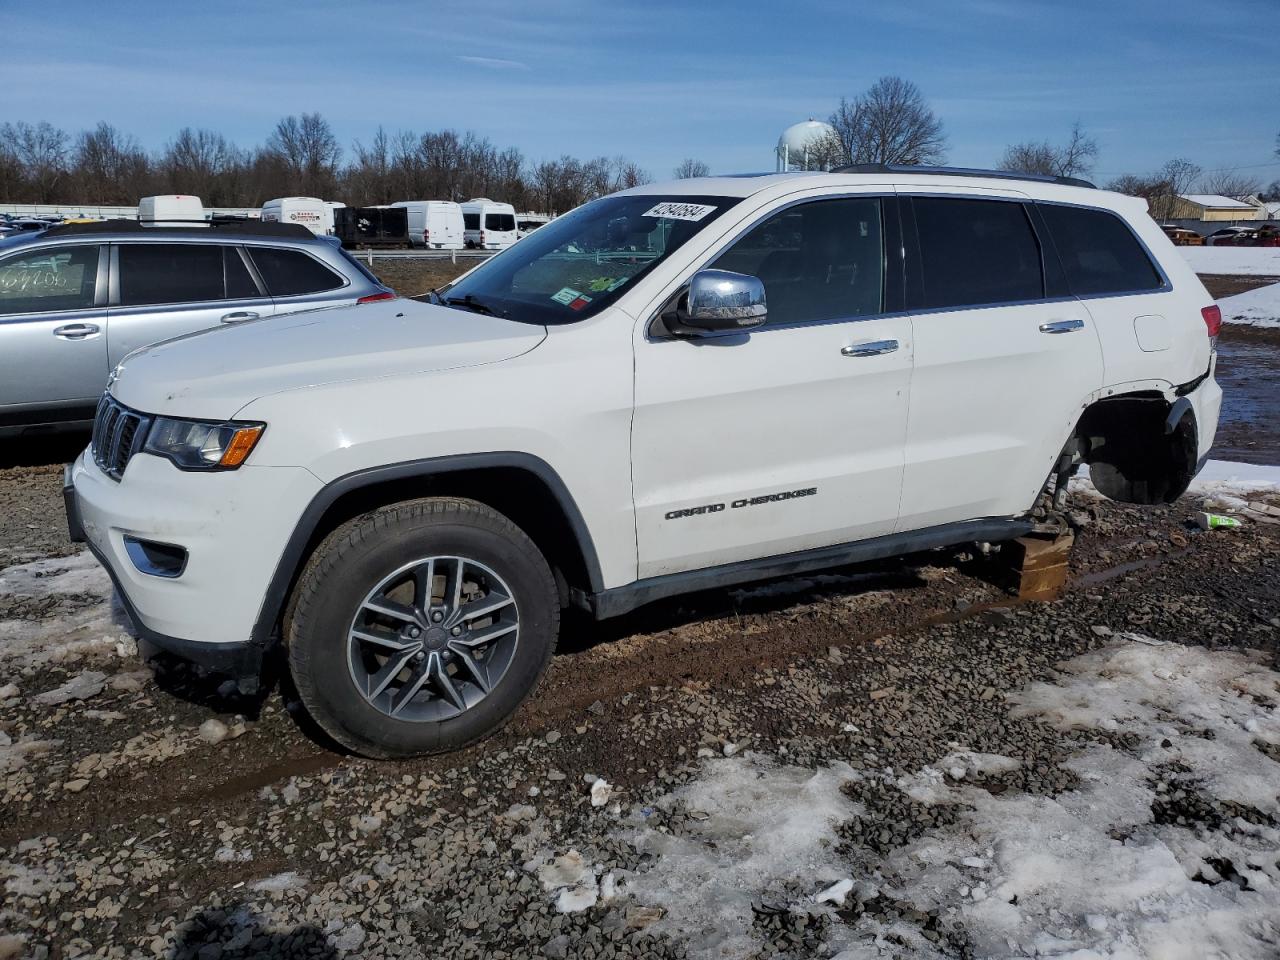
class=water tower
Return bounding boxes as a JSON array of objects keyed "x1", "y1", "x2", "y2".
[{"x1": 776, "y1": 119, "x2": 838, "y2": 172}]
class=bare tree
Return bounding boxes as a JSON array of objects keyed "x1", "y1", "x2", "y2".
[
  {"x1": 266, "y1": 113, "x2": 342, "y2": 197},
  {"x1": 826, "y1": 76, "x2": 946, "y2": 167},
  {"x1": 2, "y1": 121, "x2": 69, "y2": 202},
  {"x1": 999, "y1": 123, "x2": 1098, "y2": 179},
  {"x1": 73, "y1": 123, "x2": 151, "y2": 203},
  {"x1": 673, "y1": 158, "x2": 710, "y2": 179},
  {"x1": 1198, "y1": 170, "x2": 1260, "y2": 199}
]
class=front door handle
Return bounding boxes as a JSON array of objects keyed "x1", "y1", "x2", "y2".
[
  {"x1": 841, "y1": 339, "x2": 899, "y2": 357},
  {"x1": 1039, "y1": 318, "x2": 1085, "y2": 334},
  {"x1": 53, "y1": 323, "x2": 100, "y2": 340},
  {"x1": 220, "y1": 311, "x2": 260, "y2": 324}
]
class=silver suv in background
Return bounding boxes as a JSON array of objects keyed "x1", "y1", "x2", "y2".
[{"x1": 0, "y1": 219, "x2": 394, "y2": 436}]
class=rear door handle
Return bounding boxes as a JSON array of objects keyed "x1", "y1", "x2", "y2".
[
  {"x1": 841, "y1": 339, "x2": 899, "y2": 357},
  {"x1": 220, "y1": 311, "x2": 260, "y2": 324},
  {"x1": 1038, "y1": 318, "x2": 1085, "y2": 334},
  {"x1": 53, "y1": 323, "x2": 100, "y2": 340}
]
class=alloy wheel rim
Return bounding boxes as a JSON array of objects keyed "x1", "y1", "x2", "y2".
[{"x1": 346, "y1": 556, "x2": 519, "y2": 722}]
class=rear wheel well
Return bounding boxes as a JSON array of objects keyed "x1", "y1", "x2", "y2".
[
  {"x1": 287, "y1": 467, "x2": 595, "y2": 615},
  {"x1": 1074, "y1": 392, "x2": 1198, "y2": 505}
]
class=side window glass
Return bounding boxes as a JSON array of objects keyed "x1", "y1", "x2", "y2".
[
  {"x1": 0, "y1": 245, "x2": 99, "y2": 315},
  {"x1": 119, "y1": 244, "x2": 224, "y2": 306},
  {"x1": 912, "y1": 197, "x2": 1043, "y2": 309},
  {"x1": 224, "y1": 247, "x2": 259, "y2": 299},
  {"x1": 248, "y1": 247, "x2": 343, "y2": 297},
  {"x1": 711, "y1": 197, "x2": 884, "y2": 326},
  {"x1": 1038, "y1": 203, "x2": 1163, "y2": 296}
]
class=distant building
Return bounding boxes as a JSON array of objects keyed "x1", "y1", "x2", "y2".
[{"x1": 1168, "y1": 194, "x2": 1266, "y2": 221}]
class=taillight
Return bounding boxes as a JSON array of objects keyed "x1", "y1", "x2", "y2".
[
  {"x1": 423, "y1": 229, "x2": 429, "y2": 242},
  {"x1": 1201, "y1": 304, "x2": 1222, "y2": 339},
  {"x1": 480, "y1": 231, "x2": 486, "y2": 245},
  {"x1": 357, "y1": 291, "x2": 396, "y2": 304}
]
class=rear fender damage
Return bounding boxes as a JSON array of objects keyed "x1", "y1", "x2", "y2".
[{"x1": 1075, "y1": 392, "x2": 1198, "y2": 505}]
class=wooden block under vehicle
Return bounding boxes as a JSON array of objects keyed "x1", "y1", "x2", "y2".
[{"x1": 1002, "y1": 532, "x2": 1075, "y2": 601}]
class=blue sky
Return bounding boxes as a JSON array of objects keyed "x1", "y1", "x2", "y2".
[{"x1": 2, "y1": 0, "x2": 1277, "y2": 185}]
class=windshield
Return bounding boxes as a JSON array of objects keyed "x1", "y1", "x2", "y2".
[{"x1": 440, "y1": 194, "x2": 740, "y2": 324}]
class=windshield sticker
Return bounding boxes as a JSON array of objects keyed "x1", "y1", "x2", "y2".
[
  {"x1": 568, "y1": 293, "x2": 592, "y2": 311},
  {"x1": 606, "y1": 277, "x2": 630, "y2": 292},
  {"x1": 642, "y1": 202, "x2": 717, "y2": 222},
  {"x1": 587, "y1": 277, "x2": 616, "y2": 292},
  {"x1": 551, "y1": 286, "x2": 583, "y2": 306}
]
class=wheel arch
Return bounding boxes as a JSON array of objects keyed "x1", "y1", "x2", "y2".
[
  {"x1": 250, "y1": 453, "x2": 604, "y2": 648},
  {"x1": 1072, "y1": 387, "x2": 1200, "y2": 505}
]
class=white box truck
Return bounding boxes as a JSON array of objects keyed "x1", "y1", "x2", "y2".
[
  {"x1": 138, "y1": 195, "x2": 205, "y2": 224},
  {"x1": 262, "y1": 197, "x2": 335, "y2": 236},
  {"x1": 391, "y1": 201, "x2": 465, "y2": 250},
  {"x1": 461, "y1": 199, "x2": 518, "y2": 250}
]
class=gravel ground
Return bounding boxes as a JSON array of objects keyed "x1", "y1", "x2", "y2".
[{"x1": 1, "y1": 458, "x2": 1277, "y2": 957}]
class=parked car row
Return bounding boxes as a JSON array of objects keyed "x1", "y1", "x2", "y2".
[{"x1": 1203, "y1": 225, "x2": 1280, "y2": 247}]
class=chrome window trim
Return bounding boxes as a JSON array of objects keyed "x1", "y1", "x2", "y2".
[{"x1": 644, "y1": 190, "x2": 895, "y2": 342}]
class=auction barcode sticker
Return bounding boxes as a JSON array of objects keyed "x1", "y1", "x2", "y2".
[{"x1": 642, "y1": 202, "x2": 717, "y2": 222}]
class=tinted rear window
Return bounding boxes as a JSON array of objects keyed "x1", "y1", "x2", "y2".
[
  {"x1": 485, "y1": 213, "x2": 516, "y2": 232},
  {"x1": 463, "y1": 213, "x2": 480, "y2": 230},
  {"x1": 912, "y1": 197, "x2": 1043, "y2": 309},
  {"x1": 119, "y1": 244, "x2": 225, "y2": 306},
  {"x1": 1038, "y1": 203, "x2": 1164, "y2": 296},
  {"x1": 248, "y1": 247, "x2": 343, "y2": 297}
]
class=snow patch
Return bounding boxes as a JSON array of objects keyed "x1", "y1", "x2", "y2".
[
  {"x1": 0, "y1": 551, "x2": 136, "y2": 666},
  {"x1": 622, "y1": 755, "x2": 862, "y2": 958},
  {"x1": 1181, "y1": 246, "x2": 1280, "y2": 277},
  {"x1": 1216, "y1": 280, "x2": 1280, "y2": 328}
]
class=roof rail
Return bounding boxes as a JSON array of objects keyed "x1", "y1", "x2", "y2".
[
  {"x1": 833, "y1": 163, "x2": 1095, "y2": 189},
  {"x1": 40, "y1": 218, "x2": 316, "y2": 239}
]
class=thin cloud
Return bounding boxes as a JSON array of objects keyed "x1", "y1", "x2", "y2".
[{"x1": 457, "y1": 55, "x2": 529, "y2": 70}]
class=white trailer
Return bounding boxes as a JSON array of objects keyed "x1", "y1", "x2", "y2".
[
  {"x1": 262, "y1": 197, "x2": 336, "y2": 236},
  {"x1": 390, "y1": 201, "x2": 465, "y2": 250},
  {"x1": 138, "y1": 195, "x2": 205, "y2": 224}
]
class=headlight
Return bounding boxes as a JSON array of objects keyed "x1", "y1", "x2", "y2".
[{"x1": 143, "y1": 418, "x2": 265, "y2": 470}]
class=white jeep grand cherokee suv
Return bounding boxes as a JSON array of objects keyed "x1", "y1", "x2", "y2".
[{"x1": 65, "y1": 166, "x2": 1223, "y2": 758}]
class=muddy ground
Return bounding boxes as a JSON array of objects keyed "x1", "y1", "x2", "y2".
[{"x1": 1, "y1": 458, "x2": 1278, "y2": 958}]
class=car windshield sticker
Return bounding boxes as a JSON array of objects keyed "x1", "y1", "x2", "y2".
[
  {"x1": 587, "y1": 277, "x2": 616, "y2": 292},
  {"x1": 568, "y1": 293, "x2": 592, "y2": 311},
  {"x1": 642, "y1": 202, "x2": 717, "y2": 222},
  {"x1": 606, "y1": 277, "x2": 629, "y2": 292},
  {"x1": 551, "y1": 287, "x2": 583, "y2": 305}
]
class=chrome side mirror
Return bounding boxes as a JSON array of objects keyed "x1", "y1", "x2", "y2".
[{"x1": 679, "y1": 269, "x2": 767, "y2": 334}]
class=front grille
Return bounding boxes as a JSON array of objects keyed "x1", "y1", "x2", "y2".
[{"x1": 91, "y1": 395, "x2": 150, "y2": 481}]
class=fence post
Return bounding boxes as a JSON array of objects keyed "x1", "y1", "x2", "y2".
[{"x1": 451, "y1": 250, "x2": 456, "y2": 265}]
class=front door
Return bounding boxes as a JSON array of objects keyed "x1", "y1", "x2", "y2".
[
  {"x1": 631, "y1": 195, "x2": 913, "y2": 578},
  {"x1": 106, "y1": 242, "x2": 275, "y2": 369},
  {"x1": 0, "y1": 243, "x2": 107, "y2": 415}
]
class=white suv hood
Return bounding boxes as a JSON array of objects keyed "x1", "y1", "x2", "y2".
[{"x1": 110, "y1": 299, "x2": 547, "y2": 420}]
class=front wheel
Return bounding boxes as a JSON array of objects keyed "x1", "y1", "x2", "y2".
[{"x1": 286, "y1": 498, "x2": 558, "y2": 758}]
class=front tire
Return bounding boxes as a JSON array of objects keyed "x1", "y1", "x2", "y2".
[{"x1": 286, "y1": 498, "x2": 558, "y2": 758}]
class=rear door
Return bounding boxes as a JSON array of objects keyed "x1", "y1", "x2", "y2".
[
  {"x1": 897, "y1": 193, "x2": 1104, "y2": 530},
  {"x1": 0, "y1": 242, "x2": 107, "y2": 414},
  {"x1": 107, "y1": 242, "x2": 274, "y2": 368}
]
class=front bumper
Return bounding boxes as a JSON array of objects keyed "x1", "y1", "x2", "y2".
[{"x1": 65, "y1": 449, "x2": 322, "y2": 677}]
